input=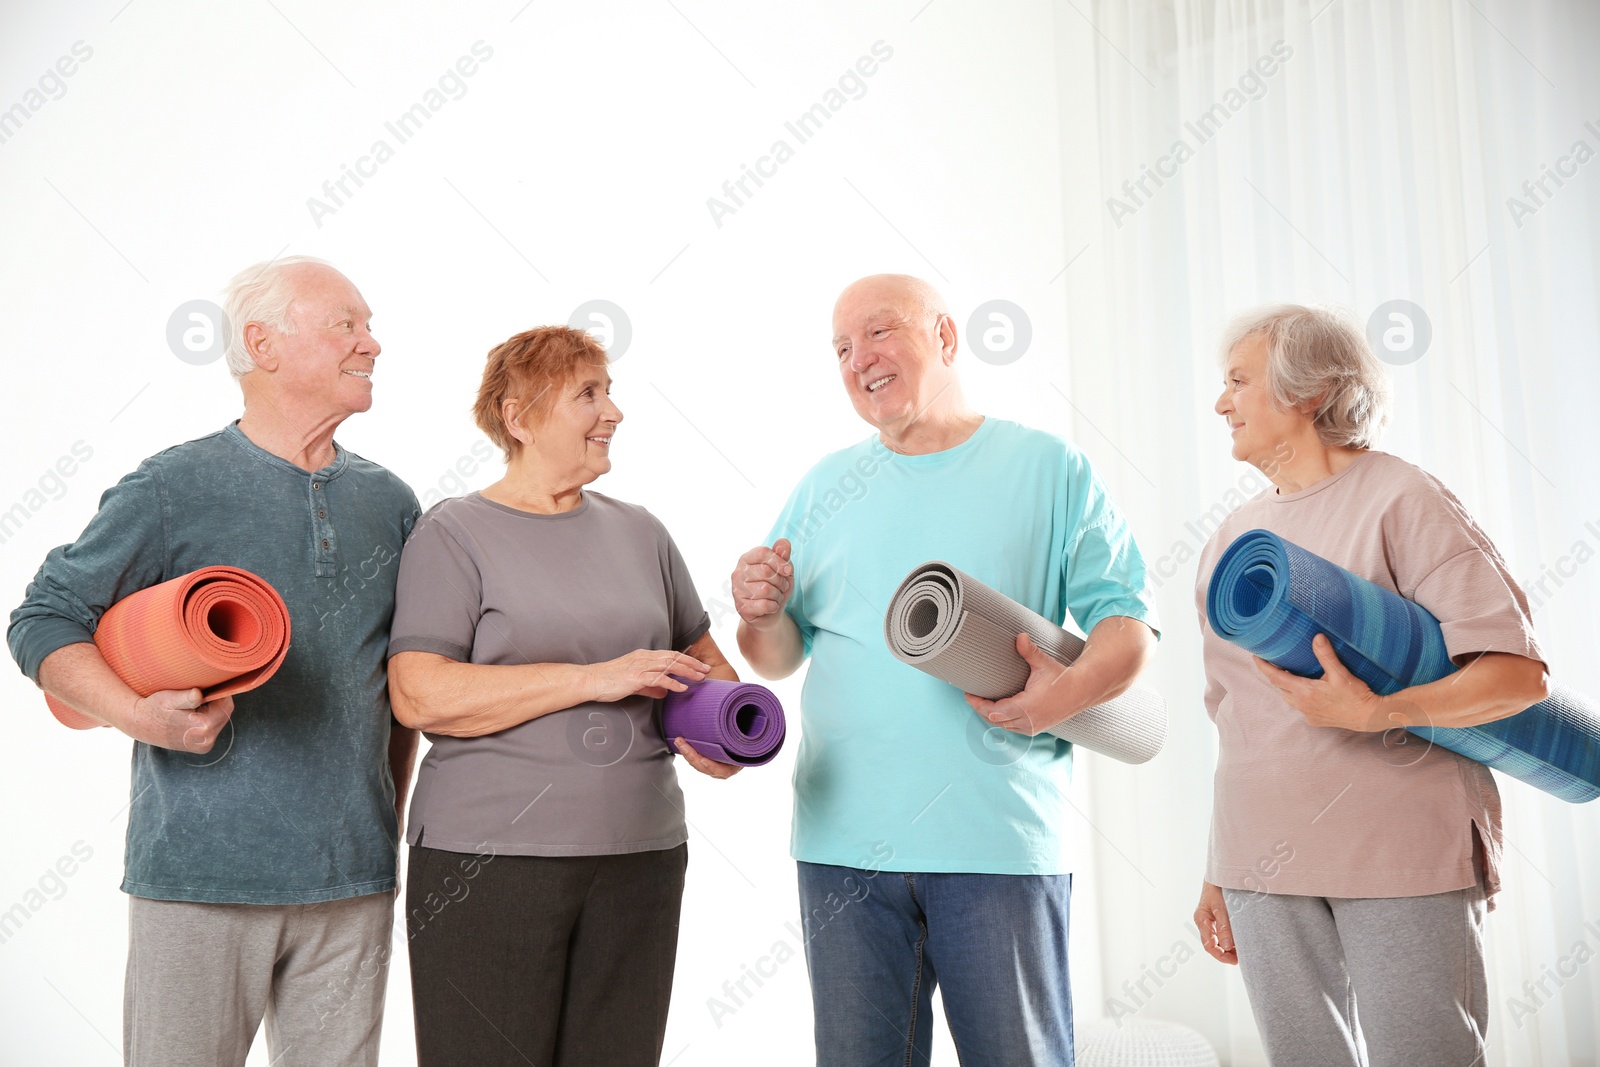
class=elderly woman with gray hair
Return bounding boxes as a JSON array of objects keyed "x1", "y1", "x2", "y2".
[
  {"x1": 387, "y1": 325, "x2": 741, "y2": 1067},
  {"x1": 1190, "y1": 305, "x2": 1548, "y2": 1065}
]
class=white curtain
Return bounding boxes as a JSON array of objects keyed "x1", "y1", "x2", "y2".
[{"x1": 1055, "y1": 1, "x2": 1600, "y2": 1063}]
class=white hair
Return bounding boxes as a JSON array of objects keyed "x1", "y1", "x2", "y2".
[
  {"x1": 1219, "y1": 303, "x2": 1393, "y2": 449},
  {"x1": 221, "y1": 255, "x2": 334, "y2": 379}
]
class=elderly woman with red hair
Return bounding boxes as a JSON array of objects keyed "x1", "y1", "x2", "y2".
[
  {"x1": 389, "y1": 326, "x2": 739, "y2": 1067},
  {"x1": 1192, "y1": 304, "x2": 1548, "y2": 1065}
]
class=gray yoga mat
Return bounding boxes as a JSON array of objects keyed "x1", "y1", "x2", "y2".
[{"x1": 884, "y1": 561, "x2": 1167, "y2": 764}]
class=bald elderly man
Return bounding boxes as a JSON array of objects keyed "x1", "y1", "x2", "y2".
[
  {"x1": 733, "y1": 274, "x2": 1159, "y2": 1065},
  {"x1": 8, "y1": 257, "x2": 419, "y2": 1067}
]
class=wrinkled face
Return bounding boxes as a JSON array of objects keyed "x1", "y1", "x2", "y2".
[
  {"x1": 1215, "y1": 333, "x2": 1310, "y2": 467},
  {"x1": 271, "y1": 266, "x2": 380, "y2": 417},
  {"x1": 832, "y1": 280, "x2": 950, "y2": 436},
  {"x1": 525, "y1": 365, "x2": 622, "y2": 485}
]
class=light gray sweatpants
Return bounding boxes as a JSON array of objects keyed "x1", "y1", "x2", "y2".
[
  {"x1": 124, "y1": 891, "x2": 395, "y2": 1067},
  {"x1": 1223, "y1": 886, "x2": 1488, "y2": 1067}
]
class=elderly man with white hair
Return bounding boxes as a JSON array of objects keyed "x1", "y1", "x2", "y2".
[
  {"x1": 733, "y1": 274, "x2": 1159, "y2": 1066},
  {"x1": 7, "y1": 257, "x2": 419, "y2": 1067}
]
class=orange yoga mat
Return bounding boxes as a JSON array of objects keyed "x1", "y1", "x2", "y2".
[{"x1": 45, "y1": 567, "x2": 291, "y2": 730}]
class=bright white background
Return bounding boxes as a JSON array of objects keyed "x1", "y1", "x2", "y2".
[{"x1": 0, "y1": 2, "x2": 1596, "y2": 1065}]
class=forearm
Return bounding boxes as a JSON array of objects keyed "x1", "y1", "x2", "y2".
[
  {"x1": 1050, "y1": 616, "x2": 1158, "y2": 720},
  {"x1": 735, "y1": 615, "x2": 804, "y2": 680},
  {"x1": 38, "y1": 642, "x2": 138, "y2": 731},
  {"x1": 1380, "y1": 652, "x2": 1549, "y2": 730},
  {"x1": 685, "y1": 631, "x2": 739, "y2": 685},
  {"x1": 389, "y1": 653, "x2": 599, "y2": 737}
]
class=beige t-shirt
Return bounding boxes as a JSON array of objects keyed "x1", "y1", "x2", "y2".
[{"x1": 1194, "y1": 451, "x2": 1544, "y2": 904}]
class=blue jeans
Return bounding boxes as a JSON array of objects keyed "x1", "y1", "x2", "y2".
[{"x1": 797, "y1": 862, "x2": 1074, "y2": 1066}]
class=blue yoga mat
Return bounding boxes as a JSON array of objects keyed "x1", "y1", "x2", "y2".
[{"x1": 1206, "y1": 529, "x2": 1600, "y2": 804}]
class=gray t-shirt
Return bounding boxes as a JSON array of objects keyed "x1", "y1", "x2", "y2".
[{"x1": 390, "y1": 490, "x2": 710, "y2": 857}]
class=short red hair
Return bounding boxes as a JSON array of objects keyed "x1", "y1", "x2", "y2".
[{"x1": 474, "y1": 326, "x2": 609, "y2": 459}]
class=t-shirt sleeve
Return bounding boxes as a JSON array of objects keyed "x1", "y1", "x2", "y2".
[
  {"x1": 7, "y1": 462, "x2": 169, "y2": 684},
  {"x1": 388, "y1": 509, "x2": 483, "y2": 663},
  {"x1": 1387, "y1": 475, "x2": 1544, "y2": 668},
  {"x1": 1059, "y1": 447, "x2": 1162, "y2": 639},
  {"x1": 660, "y1": 525, "x2": 711, "y2": 651}
]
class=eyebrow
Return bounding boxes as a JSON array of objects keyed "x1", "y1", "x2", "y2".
[
  {"x1": 833, "y1": 308, "x2": 905, "y2": 346},
  {"x1": 325, "y1": 305, "x2": 366, "y2": 323},
  {"x1": 573, "y1": 376, "x2": 610, "y2": 390}
]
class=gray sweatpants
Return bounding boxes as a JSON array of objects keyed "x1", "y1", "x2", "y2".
[
  {"x1": 124, "y1": 891, "x2": 395, "y2": 1067},
  {"x1": 1223, "y1": 886, "x2": 1488, "y2": 1067}
]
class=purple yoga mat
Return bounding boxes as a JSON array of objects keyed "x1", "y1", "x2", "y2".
[{"x1": 662, "y1": 679, "x2": 787, "y2": 766}]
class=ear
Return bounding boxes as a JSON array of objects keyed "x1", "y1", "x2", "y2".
[
  {"x1": 1296, "y1": 392, "x2": 1325, "y2": 419},
  {"x1": 936, "y1": 313, "x2": 959, "y2": 365},
  {"x1": 242, "y1": 321, "x2": 276, "y2": 373},
  {"x1": 501, "y1": 397, "x2": 535, "y2": 449}
]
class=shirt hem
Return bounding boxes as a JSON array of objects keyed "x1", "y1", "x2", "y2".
[
  {"x1": 793, "y1": 849, "x2": 1072, "y2": 876},
  {"x1": 412, "y1": 831, "x2": 690, "y2": 858},
  {"x1": 121, "y1": 877, "x2": 396, "y2": 905},
  {"x1": 1207, "y1": 864, "x2": 1478, "y2": 900}
]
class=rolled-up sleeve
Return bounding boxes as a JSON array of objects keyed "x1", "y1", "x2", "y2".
[{"x1": 7, "y1": 463, "x2": 170, "y2": 684}]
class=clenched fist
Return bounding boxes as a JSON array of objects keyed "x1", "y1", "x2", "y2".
[{"x1": 732, "y1": 538, "x2": 793, "y2": 630}]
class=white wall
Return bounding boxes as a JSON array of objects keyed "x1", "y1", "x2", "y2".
[{"x1": 0, "y1": 2, "x2": 1106, "y2": 1065}]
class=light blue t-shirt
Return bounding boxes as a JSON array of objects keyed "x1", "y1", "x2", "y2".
[{"x1": 767, "y1": 418, "x2": 1158, "y2": 875}]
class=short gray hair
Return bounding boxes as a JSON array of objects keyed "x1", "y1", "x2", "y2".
[
  {"x1": 1219, "y1": 304, "x2": 1392, "y2": 449},
  {"x1": 221, "y1": 255, "x2": 333, "y2": 379}
]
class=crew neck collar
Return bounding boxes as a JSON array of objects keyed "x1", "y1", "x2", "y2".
[
  {"x1": 225, "y1": 422, "x2": 347, "y2": 479},
  {"x1": 1268, "y1": 449, "x2": 1379, "y2": 502},
  {"x1": 469, "y1": 489, "x2": 594, "y2": 519},
  {"x1": 880, "y1": 416, "x2": 993, "y2": 465}
]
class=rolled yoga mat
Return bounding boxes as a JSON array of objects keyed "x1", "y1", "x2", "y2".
[
  {"x1": 1206, "y1": 528, "x2": 1600, "y2": 804},
  {"x1": 662, "y1": 679, "x2": 787, "y2": 766},
  {"x1": 883, "y1": 561, "x2": 1168, "y2": 764},
  {"x1": 45, "y1": 566, "x2": 292, "y2": 730}
]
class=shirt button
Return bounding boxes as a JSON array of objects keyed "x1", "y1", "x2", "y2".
[
  {"x1": 318, "y1": 509, "x2": 327, "y2": 519},
  {"x1": 313, "y1": 482, "x2": 322, "y2": 490},
  {"x1": 321, "y1": 539, "x2": 330, "y2": 549}
]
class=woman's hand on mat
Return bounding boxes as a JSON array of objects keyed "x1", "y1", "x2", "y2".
[
  {"x1": 1252, "y1": 634, "x2": 1389, "y2": 731},
  {"x1": 126, "y1": 688, "x2": 236, "y2": 753},
  {"x1": 589, "y1": 650, "x2": 710, "y2": 703},
  {"x1": 732, "y1": 539, "x2": 794, "y2": 628},
  {"x1": 674, "y1": 737, "x2": 743, "y2": 779},
  {"x1": 963, "y1": 633, "x2": 1071, "y2": 735},
  {"x1": 1194, "y1": 881, "x2": 1238, "y2": 964}
]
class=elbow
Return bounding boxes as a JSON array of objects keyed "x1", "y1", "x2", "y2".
[
  {"x1": 746, "y1": 655, "x2": 798, "y2": 683},
  {"x1": 391, "y1": 700, "x2": 428, "y2": 732},
  {"x1": 387, "y1": 667, "x2": 436, "y2": 732},
  {"x1": 736, "y1": 623, "x2": 798, "y2": 682},
  {"x1": 1525, "y1": 664, "x2": 1552, "y2": 709},
  {"x1": 1486, "y1": 660, "x2": 1551, "y2": 723},
  {"x1": 389, "y1": 693, "x2": 430, "y2": 732}
]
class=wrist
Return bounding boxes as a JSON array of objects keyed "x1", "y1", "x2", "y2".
[
  {"x1": 742, "y1": 611, "x2": 785, "y2": 635},
  {"x1": 1366, "y1": 691, "x2": 1402, "y2": 732},
  {"x1": 97, "y1": 691, "x2": 140, "y2": 737},
  {"x1": 576, "y1": 663, "x2": 604, "y2": 704}
]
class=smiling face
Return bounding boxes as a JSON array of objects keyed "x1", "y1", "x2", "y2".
[
  {"x1": 832, "y1": 276, "x2": 956, "y2": 440},
  {"x1": 518, "y1": 365, "x2": 622, "y2": 488},
  {"x1": 1215, "y1": 332, "x2": 1314, "y2": 468},
  {"x1": 269, "y1": 264, "x2": 380, "y2": 419}
]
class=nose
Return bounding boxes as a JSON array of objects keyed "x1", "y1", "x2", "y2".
[
  {"x1": 602, "y1": 393, "x2": 623, "y2": 426},
  {"x1": 848, "y1": 340, "x2": 875, "y2": 375},
  {"x1": 1214, "y1": 387, "x2": 1230, "y2": 417},
  {"x1": 357, "y1": 322, "x2": 380, "y2": 358}
]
